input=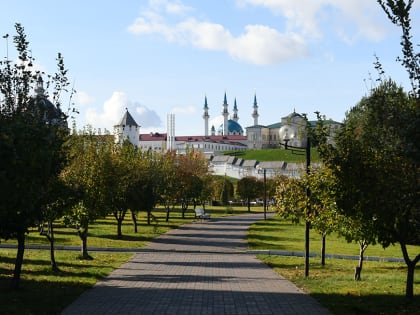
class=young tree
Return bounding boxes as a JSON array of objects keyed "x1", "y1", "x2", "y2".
[
  {"x1": 237, "y1": 176, "x2": 263, "y2": 212},
  {"x1": 319, "y1": 79, "x2": 419, "y2": 297},
  {"x1": 304, "y1": 166, "x2": 340, "y2": 266},
  {"x1": 62, "y1": 127, "x2": 108, "y2": 259},
  {"x1": 0, "y1": 24, "x2": 72, "y2": 288}
]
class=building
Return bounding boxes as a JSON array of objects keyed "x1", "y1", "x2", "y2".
[{"x1": 114, "y1": 92, "x2": 341, "y2": 154}]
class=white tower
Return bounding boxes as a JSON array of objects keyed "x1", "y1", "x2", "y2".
[
  {"x1": 202, "y1": 96, "x2": 210, "y2": 136},
  {"x1": 252, "y1": 93, "x2": 259, "y2": 126},
  {"x1": 232, "y1": 98, "x2": 239, "y2": 122},
  {"x1": 222, "y1": 92, "x2": 229, "y2": 136},
  {"x1": 114, "y1": 109, "x2": 140, "y2": 147},
  {"x1": 167, "y1": 113, "x2": 175, "y2": 151}
]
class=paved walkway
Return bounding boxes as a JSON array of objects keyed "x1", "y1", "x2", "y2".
[{"x1": 61, "y1": 213, "x2": 332, "y2": 315}]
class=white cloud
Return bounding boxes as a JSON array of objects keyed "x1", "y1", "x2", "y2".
[
  {"x1": 239, "y1": 0, "x2": 388, "y2": 42},
  {"x1": 135, "y1": 104, "x2": 162, "y2": 128},
  {"x1": 85, "y1": 91, "x2": 162, "y2": 131},
  {"x1": 76, "y1": 91, "x2": 95, "y2": 106},
  {"x1": 128, "y1": 2, "x2": 307, "y2": 65},
  {"x1": 229, "y1": 24, "x2": 306, "y2": 64}
]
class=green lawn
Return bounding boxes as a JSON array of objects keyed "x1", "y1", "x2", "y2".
[
  {"x1": 1, "y1": 205, "x2": 253, "y2": 315},
  {"x1": 248, "y1": 215, "x2": 420, "y2": 315}
]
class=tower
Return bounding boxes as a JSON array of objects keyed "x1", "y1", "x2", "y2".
[
  {"x1": 114, "y1": 109, "x2": 140, "y2": 147},
  {"x1": 167, "y1": 113, "x2": 175, "y2": 151},
  {"x1": 232, "y1": 98, "x2": 239, "y2": 122},
  {"x1": 202, "y1": 96, "x2": 210, "y2": 136},
  {"x1": 222, "y1": 92, "x2": 229, "y2": 136},
  {"x1": 252, "y1": 92, "x2": 259, "y2": 126}
]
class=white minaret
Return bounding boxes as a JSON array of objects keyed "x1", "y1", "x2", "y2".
[
  {"x1": 167, "y1": 113, "x2": 175, "y2": 151},
  {"x1": 202, "y1": 96, "x2": 210, "y2": 136},
  {"x1": 114, "y1": 108, "x2": 140, "y2": 147},
  {"x1": 222, "y1": 92, "x2": 229, "y2": 136},
  {"x1": 232, "y1": 98, "x2": 239, "y2": 122},
  {"x1": 252, "y1": 92, "x2": 259, "y2": 126}
]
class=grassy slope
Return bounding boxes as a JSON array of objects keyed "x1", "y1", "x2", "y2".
[{"x1": 224, "y1": 148, "x2": 321, "y2": 162}]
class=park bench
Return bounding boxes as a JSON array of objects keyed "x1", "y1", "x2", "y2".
[{"x1": 194, "y1": 208, "x2": 211, "y2": 221}]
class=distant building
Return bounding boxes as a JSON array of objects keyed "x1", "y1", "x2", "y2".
[
  {"x1": 114, "y1": 109, "x2": 140, "y2": 147},
  {"x1": 114, "y1": 92, "x2": 341, "y2": 154}
]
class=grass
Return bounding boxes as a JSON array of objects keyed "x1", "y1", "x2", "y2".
[
  {"x1": 224, "y1": 148, "x2": 321, "y2": 162},
  {"x1": 0, "y1": 249, "x2": 132, "y2": 315},
  {"x1": 0, "y1": 206, "x2": 256, "y2": 315},
  {"x1": 247, "y1": 214, "x2": 419, "y2": 259},
  {"x1": 248, "y1": 215, "x2": 420, "y2": 315},
  {"x1": 2, "y1": 205, "x2": 254, "y2": 249}
]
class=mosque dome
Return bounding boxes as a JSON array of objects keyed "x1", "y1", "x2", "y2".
[{"x1": 217, "y1": 119, "x2": 244, "y2": 135}]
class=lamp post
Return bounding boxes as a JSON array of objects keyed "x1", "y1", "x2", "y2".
[
  {"x1": 280, "y1": 119, "x2": 311, "y2": 277},
  {"x1": 263, "y1": 168, "x2": 267, "y2": 220}
]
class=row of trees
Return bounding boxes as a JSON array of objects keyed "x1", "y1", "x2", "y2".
[
  {"x1": 0, "y1": 25, "x2": 241, "y2": 289},
  {"x1": 274, "y1": 0, "x2": 419, "y2": 298}
]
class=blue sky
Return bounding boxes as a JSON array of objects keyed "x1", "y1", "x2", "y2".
[{"x1": 1, "y1": 0, "x2": 418, "y2": 136}]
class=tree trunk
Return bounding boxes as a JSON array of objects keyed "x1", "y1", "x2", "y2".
[
  {"x1": 247, "y1": 197, "x2": 251, "y2": 212},
  {"x1": 11, "y1": 232, "x2": 25, "y2": 289},
  {"x1": 114, "y1": 210, "x2": 126, "y2": 239},
  {"x1": 321, "y1": 234, "x2": 326, "y2": 266},
  {"x1": 117, "y1": 219, "x2": 122, "y2": 239},
  {"x1": 48, "y1": 221, "x2": 59, "y2": 271},
  {"x1": 400, "y1": 242, "x2": 420, "y2": 299},
  {"x1": 131, "y1": 210, "x2": 138, "y2": 233},
  {"x1": 354, "y1": 241, "x2": 367, "y2": 281},
  {"x1": 165, "y1": 207, "x2": 170, "y2": 222},
  {"x1": 147, "y1": 209, "x2": 151, "y2": 225},
  {"x1": 78, "y1": 227, "x2": 92, "y2": 260}
]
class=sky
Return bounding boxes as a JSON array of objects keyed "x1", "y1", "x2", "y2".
[{"x1": 1, "y1": 0, "x2": 418, "y2": 136}]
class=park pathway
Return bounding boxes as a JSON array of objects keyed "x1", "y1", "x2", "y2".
[{"x1": 61, "y1": 213, "x2": 332, "y2": 315}]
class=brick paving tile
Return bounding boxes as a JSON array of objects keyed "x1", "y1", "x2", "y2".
[{"x1": 61, "y1": 213, "x2": 333, "y2": 315}]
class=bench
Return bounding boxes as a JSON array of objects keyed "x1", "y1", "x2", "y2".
[{"x1": 194, "y1": 208, "x2": 211, "y2": 221}]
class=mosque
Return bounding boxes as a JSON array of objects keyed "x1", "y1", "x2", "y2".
[{"x1": 114, "y1": 92, "x2": 341, "y2": 154}]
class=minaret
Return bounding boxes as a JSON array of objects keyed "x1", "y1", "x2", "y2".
[
  {"x1": 114, "y1": 108, "x2": 140, "y2": 147},
  {"x1": 211, "y1": 125, "x2": 216, "y2": 136},
  {"x1": 222, "y1": 92, "x2": 229, "y2": 136},
  {"x1": 252, "y1": 92, "x2": 259, "y2": 126},
  {"x1": 232, "y1": 98, "x2": 239, "y2": 122},
  {"x1": 202, "y1": 95, "x2": 210, "y2": 136}
]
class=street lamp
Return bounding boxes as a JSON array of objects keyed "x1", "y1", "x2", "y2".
[
  {"x1": 257, "y1": 166, "x2": 267, "y2": 220},
  {"x1": 279, "y1": 119, "x2": 311, "y2": 277}
]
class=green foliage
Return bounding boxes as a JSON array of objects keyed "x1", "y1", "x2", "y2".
[
  {"x1": 0, "y1": 24, "x2": 73, "y2": 288},
  {"x1": 236, "y1": 176, "x2": 263, "y2": 211}
]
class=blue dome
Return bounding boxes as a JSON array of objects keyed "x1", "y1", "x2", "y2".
[{"x1": 217, "y1": 119, "x2": 243, "y2": 135}]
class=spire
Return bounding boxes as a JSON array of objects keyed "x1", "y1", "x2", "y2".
[
  {"x1": 232, "y1": 98, "x2": 239, "y2": 122},
  {"x1": 222, "y1": 92, "x2": 229, "y2": 135},
  {"x1": 203, "y1": 95, "x2": 210, "y2": 136},
  {"x1": 118, "y1": 108, "x2": 139, "y2": 127},
  {"x1": 204, "y1": 95, "x2": 209, "y2": 109},
  {"x1": 252, "y1": 92, "x2": 259, "y2": 126}
]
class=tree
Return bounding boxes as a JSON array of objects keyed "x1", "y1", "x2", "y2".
[
  {"x1": 304, "y1": 166, "x2": 341, "y2": 267},
  {"x1": 62, "y1": 127, "x2": 108, "y2": 259},
  {"x1": 378, "y1": 0, "x2": 419, "y2": 99},
  {"x1": 319, "y1": 79, "x2": 419, "y2": 297},
  {"x1": 38, "y1": 176, "x2": 78, "y2": 271},
  {"x1": 237, "y1": 176, "x2": 262, "y2": 212},
  {"x1": 0, "y1": 24, "x2": 72, "y2": 288}
]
